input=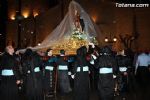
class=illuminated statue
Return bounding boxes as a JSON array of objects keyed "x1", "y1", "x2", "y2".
[
  {"x1": 74, "y1": 10, "x2": 85, "y2": 33},
  {"x1": 18, "y1": 1, "x2": 100, "y2": 55}
]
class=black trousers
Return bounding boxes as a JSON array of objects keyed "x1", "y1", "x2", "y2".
[
  {"x1": 136, "y1": 66, "x2": 150, "y2": 100},
  {"x1": 136, "y1": 66, "x2": 149, "y2": 88},
  {"x1": 0, "y1": 76, "x2": 19, "y2": 100},
  {"x1": 98, "y1": 74, "x2": 114, "y2": 100}
]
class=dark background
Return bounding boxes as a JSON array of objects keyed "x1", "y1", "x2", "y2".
[
  {"x1": 0, "y1": 0, "x2": 8, "y2": 52},
  {"x1": 114, "y1": 0, "x2": 150, "y2": 3}
]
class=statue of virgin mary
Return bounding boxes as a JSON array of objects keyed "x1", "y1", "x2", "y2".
[{"x1": 18, "y1": 1, "x2": 101, "y2": 54}]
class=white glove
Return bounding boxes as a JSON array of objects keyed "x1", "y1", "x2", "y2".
[
  {"x1": 71, "y1": 75, "x2": 75, "y2": 79},
  {"x1": 113, "y1": 75, "x2": 117, "y2": 78},
  {"x1": 68, "y1": 71, "x2": 72, "y2": 75}
]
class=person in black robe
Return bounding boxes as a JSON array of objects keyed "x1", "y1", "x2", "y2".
[
  {"x1": 87, "y1": 44, "x2": 99, "y2": 90},
  {"x1": 0, "y1": 45, "x2": 20, "y2": 100},
  {"x1": 14, "y1": 50, "x2": 24, "y2": 93},
  {"x1": 95, "y1": 46, "x2": 118, "y2": 100},
  {"x1": 21, "y1": 49, "x2": 43, "y2": 100},
  {"x1": 116, "y1": 50, "x2": 132, "y2": 99},
  {"x1": 43, "y1": 48, "x2": 57, "y2": 97},
  {"x1": 56, "y1": 49, "x2": 72, "y2": 98},
  {"x1": 73, "y1": 46, "x2": 90, "y2": 100}
]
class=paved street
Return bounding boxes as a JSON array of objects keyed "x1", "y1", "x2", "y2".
[
  {"x1": 43, "y1": 88, "x2": 150, "y2": 100},
  {"x1": 19, "y1": 75, "x2": 150, "y2": 100}
]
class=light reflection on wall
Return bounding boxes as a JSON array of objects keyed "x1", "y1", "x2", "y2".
[
  {"x1": 10, "y1": 15, "x2": 15, "y2": 20},
  {"x1": 91, "y1": 15, "x2": 97, "y2": 23},
  {"x1": 22, "y1": 11, "x2": 30, "y2": 18},
  {"x1": 33, "y1": 12, "x2": 39, "y2": 17},
  {"x1": 9, "y1": 11, "x2": 16, "y2": 20}
]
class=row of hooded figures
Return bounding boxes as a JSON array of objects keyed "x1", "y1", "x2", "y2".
[{"x1": 0, "y1": 44, "x2": 139, "y2": 100}]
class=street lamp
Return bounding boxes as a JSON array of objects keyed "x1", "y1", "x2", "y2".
[
  {"x1": 113, "y1": 37, "x2": 117, "y2": 42},
  {"x1": 104, "y1": 33, "x2": 117, "y2": 43}
]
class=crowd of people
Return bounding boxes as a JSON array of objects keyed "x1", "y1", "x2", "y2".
[{"x1": 0, "y1": 44, "x2": 150, "y2": 100}]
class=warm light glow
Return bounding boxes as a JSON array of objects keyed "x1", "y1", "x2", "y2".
[
  {"x1": 113, "y1": 37, "x2": 117, "y2": 42},
  {"x1": 92, "y1": 15, "x2": 97, "y2": 23},
  {"x1": 38, "y1": 43, "x2": 41, "y2": 46},
  {"x1": 31, "y1": 31, "x2": 34, "y2": 34},
  {"x1": 104, "y1": 38, "x2": 108, "y2": 42},
  {"x1": 9, "y1": 11, "x2": 16, "y2": 20},
  {"x1": 10, "y1": 15, "x2": 15, "y2": 20},
  {"x1": 22, "y1": 12, "x2": 29, "y2": 18},
  {"x1": 34, "y1": 12, "x2": 39, "y2": 17}
]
